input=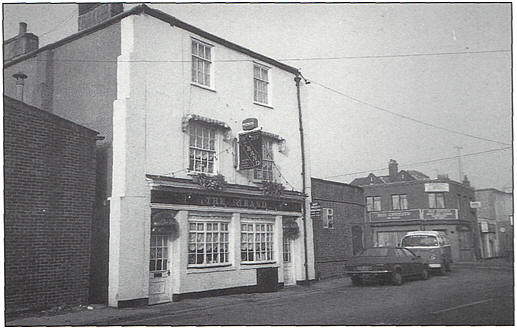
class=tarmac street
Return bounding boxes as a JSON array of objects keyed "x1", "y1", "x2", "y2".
[
  {"x1": 6, "y1": 265, "x2": 513, "y2": 326},
  {"x1": 106, "y1": 266, "x2": 514, "y2": 326}
]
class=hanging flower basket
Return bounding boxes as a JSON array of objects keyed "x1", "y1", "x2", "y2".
[
  {"x1": 283, "y1": 218, "x2": 300, "y2": 238},
  {"x1": 151, "y1": 211, "x2": 179, "y2": 235},
  {"x1": 192, "y1": 173, "x2": 226, "y2": 190},
  {"x1": 262, "y1": 181, "x2": 284, "y2": 196}
]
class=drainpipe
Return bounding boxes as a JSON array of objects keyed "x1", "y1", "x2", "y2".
[{"x1": 294, "y1": 74, "x2": 309, "y2": 286}]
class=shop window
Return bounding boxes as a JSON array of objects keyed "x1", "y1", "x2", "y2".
[
  {"x1": 188, "y1": 220, "x2": 229, "y2": 266},
  {"x1": 241, "y1": 222, "x2": 274, "y2": 263},
  {"x1": 366, "y1": 196, "x2": 381, "y2": 212},
  {"x1": 392, "y1": 194, "x2": 408, "y2": 210},
  {"x1": 428, "y1": 192, "x2": 445, "y2": 209}
]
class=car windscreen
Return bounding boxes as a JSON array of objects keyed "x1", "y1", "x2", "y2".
[
  {"x1": 359, "y1": 248, "x2": 389, "y2": 257},
  {"x1": 401, "y1": 235, "x2": 439, "y2": 247}
]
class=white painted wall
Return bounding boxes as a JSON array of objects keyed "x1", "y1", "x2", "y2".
[{"x1": 109, "y1": 12, "x2": 314, "y2": 305}]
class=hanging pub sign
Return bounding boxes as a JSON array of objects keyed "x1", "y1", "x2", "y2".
[{"x1": 238, "y1": 130, "x2": 262, "y2": 170}]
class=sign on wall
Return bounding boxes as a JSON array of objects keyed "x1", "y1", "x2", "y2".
[
  {"x1": 310, "y1": 202, "x2": 321, "y2": 220},
  {"x1": 470, "y1": 201, "x2": 481, "y2": 208},
  {"x1": 370, "y1": 210, "x2": 420, "y2": 222},
  {"x1": 422, "y1": 209, "x2": 458, "y2": 220},
  {"x1": 238, "y1": 130, "x2": 262, "y2": 170},
  {"x1": 425, "y1": 183, "x2": 450, "y2": 192}
]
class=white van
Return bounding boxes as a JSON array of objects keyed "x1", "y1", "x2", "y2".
[{"x1": 400, "y1": 231, "x2": 452, "y2": 274}]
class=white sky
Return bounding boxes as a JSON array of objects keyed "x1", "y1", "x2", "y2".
[{"x1": 3, "y1": 2, "x2": 513, "y2": 190}]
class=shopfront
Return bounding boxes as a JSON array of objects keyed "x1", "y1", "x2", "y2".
[{"x1": 146, "y1": 175, "x2": 305, "y2": 304}]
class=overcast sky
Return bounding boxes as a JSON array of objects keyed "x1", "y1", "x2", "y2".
[{"x1": 3, "y1": 3, "x2": 512, "y2": 190}]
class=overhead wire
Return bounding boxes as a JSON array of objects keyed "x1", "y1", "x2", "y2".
[
  {"x1": 323, "y1": 146, "x2": 512, "y2": 179},
  {"x1": 308, "y1": 79, "x2": 511, "y2": 146}
]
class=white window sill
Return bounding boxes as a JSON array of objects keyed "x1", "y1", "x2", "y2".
[
  {"x1": 253, "y1": 101, "x2": 273, "y2": 109},
  {"x1": 240, "y1": 262, "x2": 278, "y2": 269},
  {"x1": 187, "y1": 264, "x2": 234, "y2": 274},
  {"x1": 187, "y1": 170, "x2": 218, "y2": 177},
  {"x1": 191, "y1": 82, "x2": 216, "y2": 93}
]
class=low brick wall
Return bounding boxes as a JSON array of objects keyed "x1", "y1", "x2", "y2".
[{"x1": 4, "y1": 96, "x2": 97, "y2": 314}]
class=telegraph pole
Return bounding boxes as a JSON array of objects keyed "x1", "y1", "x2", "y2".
[{"x1": 454, "y1": 146, "x2": 464, "y2": 181}]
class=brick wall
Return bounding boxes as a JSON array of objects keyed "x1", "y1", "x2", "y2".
[
  {"x1": 4, "y1": 96, "x2": 97, "y2": 314},
  {"x1": 311, "y1": 178, "x2": 365, "y2": 279}
]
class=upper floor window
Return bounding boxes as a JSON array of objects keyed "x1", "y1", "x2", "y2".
[
  {"x1": 366, "y1": 196, "x2": 381, "y2": 212},
  {"x1": 323, "y1": 208, "x2": 334, "y2": 229},
  {"x1": 253, "y1": 64, "x2": 269, "y2": 105},
  {"x1": 254, "y1": 139, "x2": 274, "y2": 181},
  {"x1": 192, "y1": 39, "x2": 212, "y2": 87},
  {"x1": 428, "y1": 192, "x2": 445, "y2": 209},
  {"x1": 392, "y1": 194, "x2": 408, "y2": 210},
  {"x1": 188, "y1": 123, "x2": 216, "y2": 174}
]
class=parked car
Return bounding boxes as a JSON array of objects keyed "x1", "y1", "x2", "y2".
[
  {"x1": 345, "y1": 247, "x2": 429, "y2": 286},
  {"x1": 400, "y1": 231, "x2": 452, "y2": 274}
]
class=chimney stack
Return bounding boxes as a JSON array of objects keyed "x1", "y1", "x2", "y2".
[
  {"x1": 13, "y1": 72, "x2": 28, "y2": 102},
  {"x1": 78, "y1": 3, "x2": 123, "y2": 31},
  {"x1": 388, "y1": 159, "x2": 398, "y2": 181},
  {"x1": 3, "y1": 22, "x2": 39, "y2": 61}
]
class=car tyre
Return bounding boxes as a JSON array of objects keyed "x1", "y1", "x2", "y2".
[
  {"x1": 391, "y1": 271, "x2": 403, "y2": 286},
  {"x1": 351, "y1": 276, "x2": 363, "y2": 286},
  {"x1": 421, "y1": 268, "x2": 429, "y2": 280}
]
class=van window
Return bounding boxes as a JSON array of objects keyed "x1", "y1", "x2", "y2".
[{"x1": 401, "y1": 235, "x2": 439, "y2": 247}]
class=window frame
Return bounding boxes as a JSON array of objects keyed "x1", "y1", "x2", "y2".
[
  {"x1": 191, "y1": 38, "x2": 213, "y2": 88},
  {"x1": 322, "y1": 207, "x2": 334, "y2": 229},
  {"x1": 187, "y1": 122, "x2": 218, "y2": 175},
  {"x1": 253, "y1": 63, "x2": 270, "y2": 106},
  {"x1": 428, "y1": 192, "x2": 446, "y2": 209},
  {"x1": 391, "y1": 194, "x2": 408, "y2": 210},
  {"x1": 366, "y1": 196, "x2": 382, "y2": 212},
  {"x1": 187, "y1": 218, "x2": 231, "y2": 268},
  {"x1": 240, "y1": 221, "x2": 275, "y2": 264}
]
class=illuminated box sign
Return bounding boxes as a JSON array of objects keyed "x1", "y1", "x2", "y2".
[
  {"x1": 238, "y1": 130, "x2": 262, "y2": 170},
  {"x1": 422, "y1": 209, "x2": 458, "y2": 220},
  {"x1": 151, "y1": 190, "x2": 302, "y2": 212},
  {"x1": 425, "y1": 183, "x2": 450, "y2": 192},
  {"x1": 370, "y1": 210, "x2": 420, "y2": 222}
]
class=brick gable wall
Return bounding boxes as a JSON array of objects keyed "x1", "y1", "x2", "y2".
[{"x1": 4, "y1": 97, "x2": 97, "y2": 314}]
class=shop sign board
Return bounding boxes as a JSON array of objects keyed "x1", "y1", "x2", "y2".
[
  {"x1": 370, "y1": 210, "x2": 420, "y2": 222},
  {"x1": 425, "y1": 183, "x2": 450, "y2": 192},
  {"x1": 238, "y1": 130, "x2": 262, "y2": 170},
  {"x1": 422, "y1": 209, "x2": 458, "y2": 220}
]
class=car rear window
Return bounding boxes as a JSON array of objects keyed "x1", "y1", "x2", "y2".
[
  {"x1": 359, "y1": 248, "x2": 389, "y2": 257},
  {"x1": 401, "y1": 235, "x2": 439, "y2": 247}
]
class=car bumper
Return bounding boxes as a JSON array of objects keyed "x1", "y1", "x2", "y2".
[
  {"x1": 346, "y1": 270, "x2": 390, "y2": 274},
  {"x1": 428, "y1": 263, "x2": 442, "y2": 268}
]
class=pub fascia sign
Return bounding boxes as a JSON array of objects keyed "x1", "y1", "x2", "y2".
[
  {"x1": 422, "y1": 209, "x2": 458, "y2": 220},
  {"x1": 424, "y1": 183, "x2": 450, "y2": 192}
]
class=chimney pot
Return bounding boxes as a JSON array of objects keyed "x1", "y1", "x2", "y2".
[
  {"x1": 18, "y1": 22, "x2": 27, "y2": 35},
  {"x1": 388, "y1": 159, "x2": 398, "y2": 181}
]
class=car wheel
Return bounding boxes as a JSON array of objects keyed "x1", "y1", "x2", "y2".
[
  {"x1": 421, "y1": 268, "x2": 429, "y2": 280},
  {"x1": 391, "y1": 271, "x2": 403, "y2": 286},
  {"x1": 351, "y1": 276, "x2": 363, "y2": 286}
]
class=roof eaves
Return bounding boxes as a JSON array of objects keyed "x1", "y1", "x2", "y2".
[
  {"x1": 5, "y1": 4, "x2": 300, "y2": 76},
  {"x1": 4, "y1": 5, "x2": 144, "y2": 68}
]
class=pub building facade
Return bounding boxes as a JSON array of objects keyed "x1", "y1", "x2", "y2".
[
  {"x1": 351, "y1": 160, "x2": 480, "y2": 262},
  {"x1": 4, "y1": 4, "x2": 315, "y2": 307}
]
